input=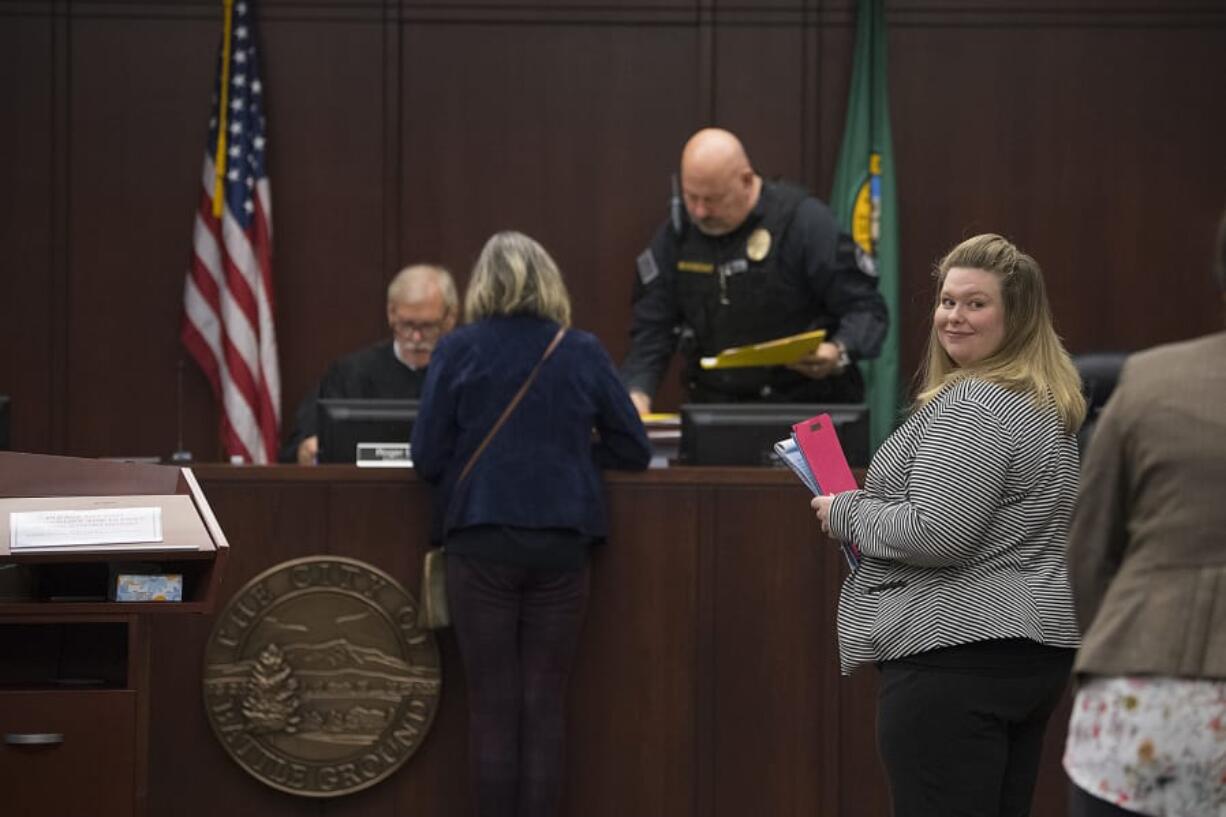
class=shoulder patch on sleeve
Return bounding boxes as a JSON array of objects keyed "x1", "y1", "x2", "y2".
[
  {"x1": 855, "y1": 245, "x2": 879, "y2": 278},
  {"x1": 637, "y1": 249, "x2": 661, "y2": 286},
  {"x1": 838, "y1": 233, "x2": 878, "y2": 279}
]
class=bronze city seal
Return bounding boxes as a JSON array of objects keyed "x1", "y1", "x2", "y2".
[{"x1": 203, "y1": 556, "x2": 441, "y2": 797}]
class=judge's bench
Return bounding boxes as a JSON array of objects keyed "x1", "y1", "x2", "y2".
[{"x1": 2, "y1": 462, "x2": 1071, "y2": 817}]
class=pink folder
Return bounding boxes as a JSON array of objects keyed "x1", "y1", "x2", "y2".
[
  {"x1": 791, "y1": 414, "x2": 858, "y2": 494},
  {"x1": 792, "y1": 413, "x2": 861, "y2": 569}
]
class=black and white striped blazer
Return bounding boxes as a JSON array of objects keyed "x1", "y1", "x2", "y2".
[{"x1": 829, "y1": 377, "x2": 1081, "y2": 674}]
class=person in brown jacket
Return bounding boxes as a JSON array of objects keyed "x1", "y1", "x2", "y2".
[{"x1": 1063, "y1": 210, "x2": 1226, "y2": 817}]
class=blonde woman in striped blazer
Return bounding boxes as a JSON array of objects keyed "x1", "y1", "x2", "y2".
[{"x1": 812, "y1": 233, "x2": 1086, "y2": 817}]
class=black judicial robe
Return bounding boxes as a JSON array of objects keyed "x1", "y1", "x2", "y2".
[{"x1": 278, "y1": 341, "x2": 427, "y2": 463}]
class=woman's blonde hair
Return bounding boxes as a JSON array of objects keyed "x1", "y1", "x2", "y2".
[
  {"x1": 464, "y1": 231, "x2": 572, "y2": 327},
  {"x1": 916, "y1": 233, "x2": 1086, "y2": 432}
]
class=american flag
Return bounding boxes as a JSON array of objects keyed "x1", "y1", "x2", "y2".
[{"x1": 181, "y1": 0, "x2": 280, "y2": 464}]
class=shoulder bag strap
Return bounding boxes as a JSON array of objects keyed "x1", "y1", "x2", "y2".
[{"x1": 455, "y1": 325, "x2": 567, "y2": 487}]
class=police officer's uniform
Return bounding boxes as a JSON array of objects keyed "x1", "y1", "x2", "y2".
[{"x1": 621, "y1": 179, "x2": 888, "y2": 404}]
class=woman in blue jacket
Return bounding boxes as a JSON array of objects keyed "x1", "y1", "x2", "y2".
[{"x1": 411, "y1": 231, "x2": 651, "y2": 817}]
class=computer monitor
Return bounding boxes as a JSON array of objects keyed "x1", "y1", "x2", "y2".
[
  {"x1": 0, "y1": 395, "x2": 9, "y2": 451},
  {"x1": 316, "y1": 398, "x2": 419, "y2": 464},
  {"x1": 678, "y1": 403, "x2": 870, "y2": 467}
]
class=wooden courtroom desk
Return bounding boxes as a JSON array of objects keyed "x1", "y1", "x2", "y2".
[{"x1": 145, "y1": 465, "x2": 1071, "y2": 817}]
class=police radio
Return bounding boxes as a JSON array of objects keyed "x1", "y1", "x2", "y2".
[{"x1": 669, "y1": 172, "x2": 684, "y2": 236}]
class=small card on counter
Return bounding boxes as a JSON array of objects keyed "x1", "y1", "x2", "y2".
[
  {"x1": 114, "y1": 574, "x2": 183, "y2": 602},
  {"x1": 356, "y1": 442, "x2": 413, "y2": 468}
]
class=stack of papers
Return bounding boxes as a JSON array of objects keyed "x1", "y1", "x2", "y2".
[
  {"x1": 9, "y1": 506, "x2": 175, "y2": 552},
  {"x1": 774, "y1": 438, "x2": 820, "y2": 494},
  {"x1": 775, "y1": 412, "x2": 862, "y2": 571},
  {"x1": 642, "y1": 413, "x2": 680, "y2": 469}
]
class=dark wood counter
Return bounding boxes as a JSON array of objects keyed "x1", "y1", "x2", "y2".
[{"x1": 146, "y1": 465, "x2": 1070, "y2": 817}]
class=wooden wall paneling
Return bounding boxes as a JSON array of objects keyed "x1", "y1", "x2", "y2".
[
  {"x1": 401, "y1": 0, "x2": 691, "y2": 9},
  {"x1": 259, "y1": 13, "x2": 390, "y2": 442},
  {"x1": 564, "y1": 483, "x2": 703, "y2": 817},
  {"x1": 5, "y1": 0, "x2": 1226, "y2": 460},
  {"x1": 381, "y1": 0, "x2": 403, "y2": 297},
  {"x1": 397, "y1": 20, "x2": 703, "y2": 367},
  {"x1": 696, "y1": 0, "x2": 716, "y2": 130},
  {"x1": 0, "y1": 8, "x2": 56, "y2": 455},
  {"x1": 324, "y1": 480, "x2": 422, "y2": 586},
  {"x1": 1034, "y1": 23, "x2": 1226, "y2": 355},
  {"x1": 148, "y1": 478, "x2": 332, "y2": 817},
  {"x1": 693, "y1": 486, "x2": 718, "y2": 817},
  {"x1": 837, "y1": 666, "x2": 890, "y2": 816},
  {"x1": 797, "y1": 0, "x2": 824, "y2": 187},
  {"x1": 889, "y1": 12, "x2": 1226, "y2": 382},
  {"x1": 50, "y1": 1, "x2": 71, "y2": 457},
  {"x1": 710, "y1": 13, "x2": 809, "y2": 182},
  {"x1": 885, "y1": 0, "x2": 1226, "y2": 19},
  {"x1": 709, "y1": 483, "x2": 834, "y2": 817},
  {"x1": 64, "y1": 12, "x2": 218, "y2": 459},
  {"x1": 811, "y1": 2, "x2": 856, "y2": 188}
]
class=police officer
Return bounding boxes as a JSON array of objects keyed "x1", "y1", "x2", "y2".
[{"x1": 621, "y1": 128, "x2": 888, "y2": 414}]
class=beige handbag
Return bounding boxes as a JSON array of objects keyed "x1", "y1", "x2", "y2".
[
  {"x1": 416, "y1": 327, "x2": 566, "y2": 630},
  {"x1": 417, "y1": 547, "x2": 450, "y2": 629}
]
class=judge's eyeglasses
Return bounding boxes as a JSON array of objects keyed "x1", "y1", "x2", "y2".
[{"x1": 392, "y1": 319, "x2": 446, "y2": 339}]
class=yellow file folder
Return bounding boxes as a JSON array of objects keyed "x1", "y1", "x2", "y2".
[{"x1": 698, "y1": 329, "x2": 827, "y2": 370}]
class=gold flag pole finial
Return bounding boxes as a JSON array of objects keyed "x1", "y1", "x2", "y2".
[{"x1": 211, "y1": 0, "x2": 236, "y2": 218}]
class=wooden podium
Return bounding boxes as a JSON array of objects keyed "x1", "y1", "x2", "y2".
[{"x1": 0, "y1": 452, "x2": 228, "y2": 817}]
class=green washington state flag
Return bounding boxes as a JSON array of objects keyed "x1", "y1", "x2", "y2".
[{"x1": 830, "y1": 0, "x2": 899, "y2": 452}]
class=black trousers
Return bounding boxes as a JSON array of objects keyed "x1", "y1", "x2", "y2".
[
  {"x1": 876, "y1": 640, "x2": 1074, "y2": 817},
  {"x1": 446, "y1": 553, "x2": 590, "y2": 817}
]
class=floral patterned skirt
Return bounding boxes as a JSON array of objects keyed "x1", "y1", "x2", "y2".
[{"x1": 1063, "y1": 675, "x2": 1226, "y2": 816}]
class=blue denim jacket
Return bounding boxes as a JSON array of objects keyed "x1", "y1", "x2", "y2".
[{"x1": 411, "y1": 314, "x2": 651, "y2": 541}]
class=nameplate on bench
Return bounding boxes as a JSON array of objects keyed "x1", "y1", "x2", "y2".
[{"x1": 356, "y1": 442, "x2": 413, "y2": 468}]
